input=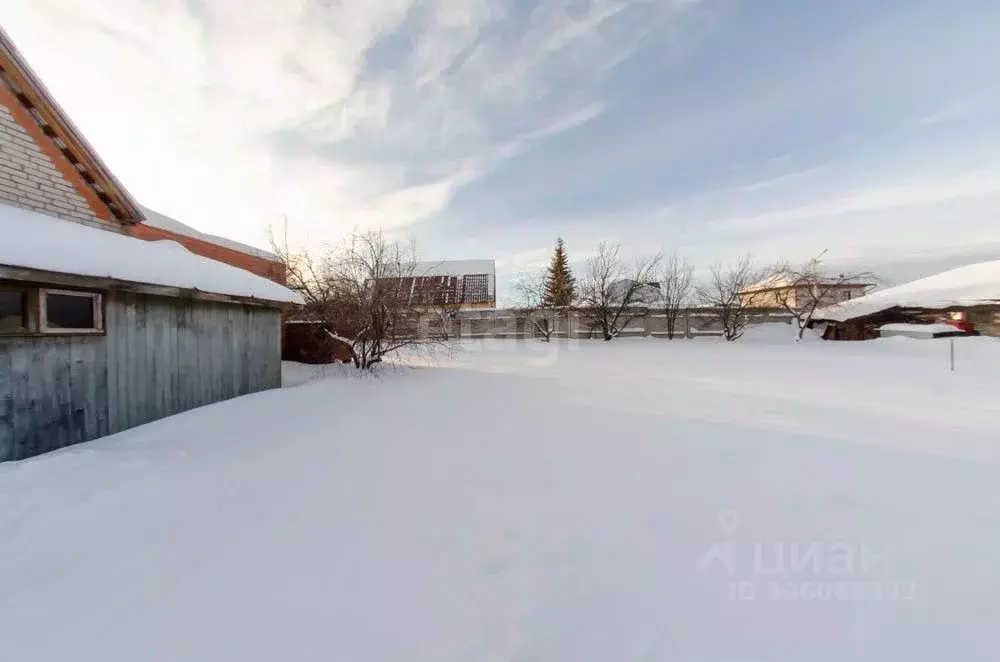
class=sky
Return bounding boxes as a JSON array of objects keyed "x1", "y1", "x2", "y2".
[{"x1": 5, "y1": 0, "x2": 1000, "y2": 291}]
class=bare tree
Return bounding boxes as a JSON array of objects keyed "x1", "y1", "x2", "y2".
[
  {"x1": 658, "y1": 254, "x2": 694, "y2": 339},
  {"x1": 424, "y1": 300, "x2": 461, "y2": 341},
  {"x1": 578, "y1": 243, "x2": 663, "y2": 341},
  {"x1": 268, "y1": 219, "x2": 334, "y2": 309},
  {"x1": 767, "y1": 251, "x2": 877, "y2": 340},
  {"x1": 272, "y1": 226, "x2": 442, "y2": 369},
  {"x1": 511, "y1": 268, "x2": 560, "y2": 342},
  {"x1": 697, "y1": 254, "x2": 767, "y2": 341}
]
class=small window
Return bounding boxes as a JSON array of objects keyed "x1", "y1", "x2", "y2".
[
  {"x1": 0, "y1": 289, "x2": 29, "y2": 333},
  {"x1": 40, "y1": 289, "x2": 102, "y2": 333}
]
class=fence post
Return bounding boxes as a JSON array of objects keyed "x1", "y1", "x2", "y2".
[{"x1": 950, "y1": 338, "x2": 955, "y2": 372}]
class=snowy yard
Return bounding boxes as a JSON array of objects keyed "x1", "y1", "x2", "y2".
[{"x1": 3, "y1": 328, "x2": 1000, "y2": 661}]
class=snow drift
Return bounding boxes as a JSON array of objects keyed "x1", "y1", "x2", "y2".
[{"x1": 2, "y1": 337, "x2": 1000, "y2": 661}]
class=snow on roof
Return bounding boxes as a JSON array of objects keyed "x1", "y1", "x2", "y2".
[
  {"x1": 742, "y1": 272, "x2": 873, "y2": 294},
  {"x1": 0, "y1": 203, "x2": 302, "y2": 305},
  {"x1": 879, "y1": 323, "x2": 962, "y2": 336},
  {"x1": 140, "y1": 207, "x2": 279, "y2": 261},
  {"x1": 742, "y1": 273, "x2": 796, "y2": 293},
  {"x1": 412, "y1": 259, "x2": 496, "y2": 277},
  {"x1": 815, "y1": 260, "x2": 1000, "y2": 322}
]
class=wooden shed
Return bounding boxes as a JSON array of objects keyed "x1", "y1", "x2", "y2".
[
  {"x1": 0, "y1": 205, "x2": 300, "y2": 461},
  {"x1": 811, "y1": 260, "x2": 1000, "y2": 341},
  {"x1": 0, "y1": 27, "x2": 300, "y2": 460}
]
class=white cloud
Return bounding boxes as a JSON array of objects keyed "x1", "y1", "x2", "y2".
[
  {"x1": 3, "y1": 0, "x2": 689, "y2": 250},
  {"x1": 907, "y1": 96, "x2": 999, "y2": 129},
  {"x1": 708, "y1": 168, "x2": 1000, "y2": 233},
  {"x1": 740, "y1": 166, "x2": 826, "y2": 193}
]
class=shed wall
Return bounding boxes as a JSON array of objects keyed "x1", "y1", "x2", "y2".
[{"x1": 0, "y1": 291, "x2": 281, "y2": 461}]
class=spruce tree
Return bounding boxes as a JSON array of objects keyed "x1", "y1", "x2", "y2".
[{"x1": 542, "y1": 237, "x2": 576, "y2": 307}]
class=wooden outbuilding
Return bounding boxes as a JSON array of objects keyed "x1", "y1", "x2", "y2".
[{"x1": 810, "y1": 261, "x2": 1000, "y2": 341}]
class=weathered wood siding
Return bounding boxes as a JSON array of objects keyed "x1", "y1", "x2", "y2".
[{"x1": 0, "y1": 292, "x2": 282, "y2": 461}]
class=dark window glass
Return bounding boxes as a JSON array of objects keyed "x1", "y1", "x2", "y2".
[
  {"x1": 0, "y1": 290, "x2": 27, "y2": 332},
  {"x1": 45, "y1": 293, "x2": 96, "y2": 330}
]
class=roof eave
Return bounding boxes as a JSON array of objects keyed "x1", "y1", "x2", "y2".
[{"x1": 0, "y1": 262, "x2": 298, "y2": 309}]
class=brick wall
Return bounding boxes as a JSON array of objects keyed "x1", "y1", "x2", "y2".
[
  {"x1": 126, "y1": 223, "x2": 286, "y2": 284},
  {"x1": 0, "y1": 82, "x2": 116, "y2": 232}
]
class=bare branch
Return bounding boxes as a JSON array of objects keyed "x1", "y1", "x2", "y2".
[
  {"x1": 578, "y1": 243, "x2": 663, "y2": 340},
  {"x1": 697, "y1": 254, "x2": 767, "y2": 341},
  {"x1": 758, "y1": 251, "x2": 878, "y2": 339},
  {"x1": 272, "y1": 227, "x2": 449, "y2": 369},
  {"x1": 510, "y1": 268, "x2": 558, "y2": 341},
  {"x1": 658, "y1": 253, "x2": 694, "y2": 339}
]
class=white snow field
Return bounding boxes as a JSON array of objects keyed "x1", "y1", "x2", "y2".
[{"x1": 3, "y1": 328, "x2": 1000, "y2": 661}]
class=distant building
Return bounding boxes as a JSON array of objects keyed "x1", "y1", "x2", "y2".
[
  {"x1": 740, "y1": 275, "x2": 874, "y2": 309},
  {"x1": 607, "y1": 279, "x2": 662, "y2": 305},
  {"x1": 386, "y1": 259, "x2": 496, "y2": 310}
]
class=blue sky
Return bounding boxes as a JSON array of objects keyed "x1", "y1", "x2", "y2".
[{"x1": 6, "y1": 0, "x2": 1000, "y2": 288}]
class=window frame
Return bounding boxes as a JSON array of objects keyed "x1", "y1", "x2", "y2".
[
  {"x1": 0, "y1": 284, "x2": 34, "y2": 335},
  {"x1": 38, "y1": 288, "x2": 104, "y2": 335}
]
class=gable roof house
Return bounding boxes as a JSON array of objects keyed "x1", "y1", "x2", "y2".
[
  {"x1": 0, "y1": 27, "x2": 301, "y2": 461},
  {"x1": 740, "y1": 274, "x2": 874, "y2": 309},
  {"x1": 375, "y1": 259, "x2": 497, "y2": 310}
]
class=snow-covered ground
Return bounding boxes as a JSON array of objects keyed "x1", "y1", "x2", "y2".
[{"x1": 3, "y1": 328, "x2": 1000, "y2": 661}]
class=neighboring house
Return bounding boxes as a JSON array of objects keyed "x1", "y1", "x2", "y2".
[
  {"x1": 0, "y1": 27, "x2": 301, "y2": 461},
  {"x1": 128, "y1": 207, "x2": 286, "y2": 284},
  {"x1": 740, "y1": 275, "x2": 874, "y2": 309},
  {"x1": 607, "y1": 279, "x2": 662, "y2": 305},
  {"x1": 810, "y1": 260, "x2": 1000, "y2": 340},
  {"x1": 383, "y1": 259, "x2": 497, "y2": 310}
]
